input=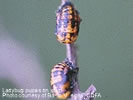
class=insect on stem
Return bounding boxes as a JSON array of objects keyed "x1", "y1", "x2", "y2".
[{"x1": 52, "y1": 0, "x2": 97, "y2": 99}]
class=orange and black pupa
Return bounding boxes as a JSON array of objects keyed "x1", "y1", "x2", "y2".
[
  {"x1": 55, "y1": 1, "x2": 81, "y2": 44},
  {"x1": 50, "y1": 60, "x2": 77, "y2": 99}
]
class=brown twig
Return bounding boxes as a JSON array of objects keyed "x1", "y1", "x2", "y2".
[
  {"x1": 66, "y1": 43, "x2": 96, "y2": 100},
  {"x1": 61, "y1": 0, "x2": 70, "y2": 4}
]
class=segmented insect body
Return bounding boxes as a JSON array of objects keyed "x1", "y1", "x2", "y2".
[
  {"x1": 50, "y1": 61, "x2": 74, "y2": 99},
  {"x1": 55, "y1": 1, "x2": 81, "y2": 44}
]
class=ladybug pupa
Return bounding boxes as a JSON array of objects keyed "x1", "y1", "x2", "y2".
[
  {"x1": 55, "y1": 1, "x2": 81, "y2": 44},
  {"x1": 50, "y1": 61, "x2": 76, "y2": 99}
]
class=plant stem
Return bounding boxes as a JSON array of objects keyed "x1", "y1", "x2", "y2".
[
  {"x1": 61, "y1": 0, "x2": 69, "y2": 4},
  {"x1": 66, "y1": 44, "x2": 78, "y2": 67},
  {"x1": 66, "y1": 43, "x2": 96, "y2": 100}
]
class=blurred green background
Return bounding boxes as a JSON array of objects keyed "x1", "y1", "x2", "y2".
[{"x1": 0, "y1": 0, "x2": 133, "y2": 100}]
